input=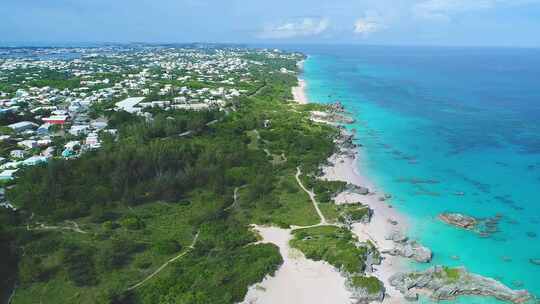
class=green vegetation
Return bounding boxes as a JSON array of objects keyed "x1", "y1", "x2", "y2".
[
  {"x1": 337, "y1": 203, "x2": 372, "y2": 224},
  {"x1": 290, "y1": 226, "x2": 367, "y2": 273},
  {"x1": 350, "y1": 276, "x2": 384, "y2": 294},
  {"x1": 290, "y1": 226, "x2": 384, "y2": 296},
  {"x1": 350, "y1": 275, "x2": 384, "y2": 294},
  {"x1": 302, "y1": 175, "x2": 347, "y2": 204},
  {"x1": 442, "y1": 266, "x2": 461, "y2": 282},
  {"x1": 2, "y1": 52, "x2": 342, "y2": 303}
]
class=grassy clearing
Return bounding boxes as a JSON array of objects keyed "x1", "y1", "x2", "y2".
[{"x1": 234, "y1": 173, "x2": 320, "y2": 227}]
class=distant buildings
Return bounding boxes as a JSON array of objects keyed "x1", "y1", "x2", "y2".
[
  {"x1": 115, "y1": 97, "x2": 145, "y2": 113},
  {"x1": 42, "y1": 115, "x2": 68, "y2": 125},
  {"x1": 8, "y1": 121, "x2": 38, "y2": 132}
]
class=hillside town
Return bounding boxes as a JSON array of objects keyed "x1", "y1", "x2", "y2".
[{"x1": 0, "y1": 46, "x2": 298, "y2": 188}]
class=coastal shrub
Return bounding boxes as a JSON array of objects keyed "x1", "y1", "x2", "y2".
[
  {"x1": 97, "y1": 238, "x2": 145, "y2": 270},
  {"x1": 18, "y1": 256, "x2": 50, "y2": 284},
  {"x1": 90, "y1": 208, "x2": 120, "y2": 223},
  {"x1": 62, "y1": 244, "x2": 98, "y2": 286},
  {"x1": 154, "y1": 239, "x2": 182, "y2": 255},
  {"x1": 350, "y1": 275, "x2": 384, "y2": 294},
  {"x1": 290, "y1": 226, "x2": 367, "y2": 273},
  {"x1": 338, "y1": 204, "x2": 372, "y2": 224},
  {"x1": 443, "y1": 267, "x2": 461, "y2": 282},
  {"x1": 121, "y1": 216, "x2": 145, "y2": 230}
]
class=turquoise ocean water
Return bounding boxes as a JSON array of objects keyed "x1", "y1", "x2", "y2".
[{"x1": 295, "y1": 45, "x2": 540, "y2": 303}]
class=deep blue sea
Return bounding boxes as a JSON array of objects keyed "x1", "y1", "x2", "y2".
[{"x1": 294, "y1": 45, "x2": 540, "y2": 303}]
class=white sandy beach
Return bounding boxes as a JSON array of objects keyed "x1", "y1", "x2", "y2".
[
  {"x1": 241, "y1": 226, "x2": 353, "y2": 304},
  {"x1": 292, "y1": 79, "x2": 309, "y2": 104}
]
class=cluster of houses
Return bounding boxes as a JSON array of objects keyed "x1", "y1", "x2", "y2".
[{"x1": 0, "y1": 46, "x2": 300, "y2": 185}]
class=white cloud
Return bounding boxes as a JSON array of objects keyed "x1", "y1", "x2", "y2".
[
  {"x1": 353, "y1": 11, "x2": 385, "y2": 36},
  {"x1": 259, "y1": 18, "x2": 329, "y2": 39}
]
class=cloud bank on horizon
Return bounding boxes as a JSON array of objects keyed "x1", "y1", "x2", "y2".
[{"x1": 2, "y1": 0, "x2": 540, "y2": 47}]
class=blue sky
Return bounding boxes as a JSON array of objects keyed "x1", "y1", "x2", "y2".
[{"x1": 2, "y1": 0, "x2": 540, "y2": 47}]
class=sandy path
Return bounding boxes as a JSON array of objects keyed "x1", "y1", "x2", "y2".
[{"x1": 295, "y1": 167, "x2": 327, "y2": 225}]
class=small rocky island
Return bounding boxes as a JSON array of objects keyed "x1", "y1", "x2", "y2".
[
  {"x1": 389, "y1": 266, "x2": 532, "y2": 303},
  {"x1": 439, "y1": 213, "x2": 477, "y2": 229},
  {"x1": 439, "y1": 212, "x2": 503, "y2": 236}
]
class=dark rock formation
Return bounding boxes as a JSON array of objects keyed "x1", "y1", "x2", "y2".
[{"x1": 346, "y1": 184, "x2": 370, "y2": 195}]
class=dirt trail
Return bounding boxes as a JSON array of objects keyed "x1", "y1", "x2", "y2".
[
  {"x1": 295, "y1": 167, "x2": 327, "y2": 226},
  {"x1": 127, "y1": 231, "x2": 200, "y2": 291}
]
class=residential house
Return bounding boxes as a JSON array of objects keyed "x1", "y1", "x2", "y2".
[
  {"x1": 8, "y1": 121, "x2": 38, "y2": 133},
  {"x1": 10, "y1": 150, "x2": 26, "y2": 159}
]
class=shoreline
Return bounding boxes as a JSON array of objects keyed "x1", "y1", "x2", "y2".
[
  {"x1": 241, "y1": 75, "x2": 409, "y2": 304},
  {"x1": 241, "y1": 59, "x2": 534, "y2": 304},
  {"x1": 297, "y1": 69, "x2": 410, "y2": 301},
  {"x1": 321, "y1": 145, "x2": 408, "y2": 302},
  {"x1": 292, "y1": 78, "x2": 308, "y2": 105}
]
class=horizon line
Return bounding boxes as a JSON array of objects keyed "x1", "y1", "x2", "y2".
[{"x1": 1, "y1": 41, "x2": 539, "y2": 50}]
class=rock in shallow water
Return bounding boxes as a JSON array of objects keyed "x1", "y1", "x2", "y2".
[
  {"x1": 404, "y1": 290, "x2": 419, "y2": 302},
  {"x1": 529, "y1": 258, "x2": 540, "y2": 266},
  {"x1": 439, "y1": 213, "x2": 477, "y2": 229},
  {"x1": 389, "y1": 266, "x2": 531, "y2": 304},
  {"x1": 383, "y1": 240, "x2": 433, "y2": 263},
  {"x1": 385, "y1": 230, "x2": 408, "y2": 243}
]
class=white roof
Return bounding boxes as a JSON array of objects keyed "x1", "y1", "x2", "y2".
[
  {"x1": 43, "y1": 115, "x2": 68, "y2": 121},
  {"x1": 8, "y1": 121, "x2": 37, "y2": 129},
  {"x1": 115, "y1": 97, "x2": 145, "y2": 113},
  {"x1": 0, "y1": 169, "x2": 18, "y2": 177},
  {"x1": 172, "y1": 103, "x2": 210, "y2": 111}
]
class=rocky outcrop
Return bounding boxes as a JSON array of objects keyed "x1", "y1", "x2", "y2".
[
  {"x1": 439, "y1": 213, "x2": 503, "y2": 237},
  {"x1": 363, "y1": 241, "x2": 382, "y2": 273},
  {"x1": 346, "y1": 184, "x2": 370, "y2": 195},
  {"x1": 328, "y1": 101, "x2": 346, "y2": 113},
  {"x1": 347, "y1": 275, "x2": 386, "y2": 304},
  {"x1": 529, "y1": 259, "x2": 540, "y2": 266},
  {"x1": 335, "y1": 131, "x2": 357, "y2": 150},
  {"x1": 389, "y1": 266, "x2": 532, "y2": 303},
  {"x1": 439, "y1": 213, "x2": 477, "y2": 229},
  {"x1": 340, "y1": 205, "x2": 373, "y2": 226},
  {"x1": 311, "y1": 111, "x2": 355, "y2": 125},
  {"x1": 385, "y1": 230, "x2": 408, "y2": 243},
  {"x1": 383, "y1": 231, "x2": 432, "y2": 263},
  {"x1": 383, "y1": 241, "x2": 432, "y2": 263}
]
